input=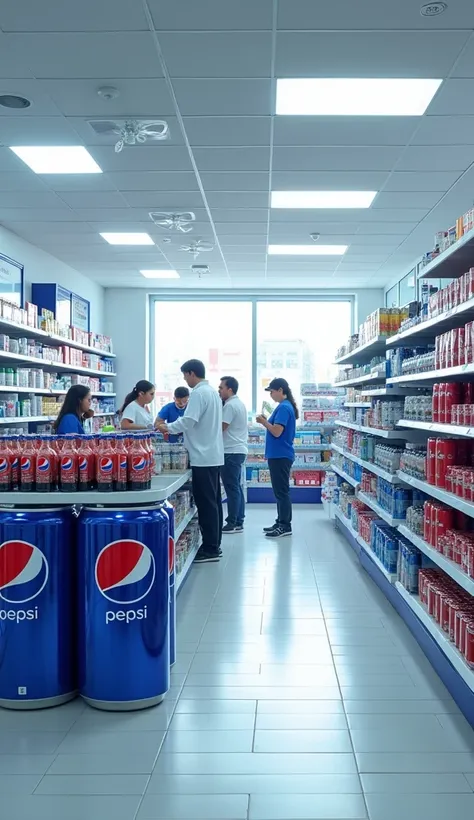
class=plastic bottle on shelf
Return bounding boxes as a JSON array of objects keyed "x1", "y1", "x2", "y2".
[
  {"x1": 19, "y1": 435, "x2": 36, "y2": 492},
  {"x1": 0, "y1": 437, "x2": 12, "y2": 491},
  {"x1": 96, "y1": 435, "x2": 114, "y2": 492},
  {"x1": 78, "y1": 436, "x2": 95, "y2": 491},
  {"x1": 114, "y1": 433, "x2": 128, "y2": 492},
  {"x1": 128, "y1": 435, "x2": 149, "y2": 491},
  {"x1": 35, "y1": 435, "x2": 56, "y2": 492},
  {"x1": 59, "y1": 435, "x2": 78, "y2": 492},
  {"x1": 7, "y1": 435, "x2": 20, "y2": 490}
]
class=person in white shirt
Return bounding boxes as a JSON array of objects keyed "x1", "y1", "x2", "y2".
[
  {"x1": 156, "y1": 359, "x2": 224, "y2": 563},
  {"x1": 120, "y1": 380, "x2": 155, "y2": 430},
  {"x1": 218, "y1": 377, "x2": 248, "y2": 534}
]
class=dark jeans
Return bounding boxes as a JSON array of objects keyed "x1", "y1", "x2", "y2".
[
  {"x1": 192, "y1": 466, "x2": 223, "y2": 554},
  {"x1": 268, "y1": 458, "x2": 293, "y2": 529},
  {"x1": 221, "y1": 453, "x2": 246, "y2": 526}
]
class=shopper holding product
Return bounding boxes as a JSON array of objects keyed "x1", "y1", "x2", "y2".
[
  {"x1": 155, "y1": 386, "x2": 189, "y2": 442},
  {"x1": 54, "y1": 384, "x2": 94, "y2": 435},
  {"x1": 120, "y1": 379, "x2": 155, "y2": 430},
  {"x1": 218, "y1": 376, "x2": 248, "y2": 534},
  {"x1": 256, "y1": 377, "x2": 298, "y2": 538},
  {"x1": 156, "y1": 359, "x2": 224, "y2": 563}
]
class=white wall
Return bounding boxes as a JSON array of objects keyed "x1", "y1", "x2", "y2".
[
  {"x1": 104, "y1": 287, "x2": 385, "y2": 407},
  {"x1": 0, "y1": 226, "x2": 104, "y2": 332}
]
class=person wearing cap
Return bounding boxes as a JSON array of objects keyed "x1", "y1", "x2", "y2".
[
  {"x1": 256, "y1": 378, "x2": 298, "y2": 538},
  {"x1": 155, "y1": 386, "x2": 189, "y2": 443}
]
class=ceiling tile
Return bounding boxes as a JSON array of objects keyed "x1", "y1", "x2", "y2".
[
  {"x1": 0, "y1": 0, "x2": 148, "y2": 31},
  {"x1": 0, "y1": 172, "x2": 50, "y2": 191},
  {"x1": 0, "y1": 32, "x2": 33, "y2": 78},
  {"x1": 148, "y1": 0, "x2": 273, "y2": 30},
  {"x1": 107, "y1": 172, "x2": 199, "y2": 192},
  {"x1": 372, "y1": 191, "x2": 443, "y2": 209},
  {"x1": 123, "y1": 191, "x2": 205, "y2": 209},
  {"x1": 0, "y1": 191, "x2": 69, "y2": 208},
  {"x1": 275, "y1": 31, "x2": 469, "y2": 78},
  {"x1": 206, "y1": 192, "x2": 269, "y2": 208},
  {"x1": 194, "y1": 147, "x2": 269, "y2": 172},
  {"x1": 383, "y1": 171, "x2": 462, "y2": 191},
  {"x1": 89, "y1": 146, "x2": 193, "y2": 173},
  {"x1": 45, "y1": 174, "x2": 118, "y2": 192},
  {"x1": 0, "y1": 116, "x2": 82, "y2": 145},
  {"x1": 183, "y1": 117, "x2": 271, "y2": 146},
  {"x1": 211, "y1": 208, "x2": 268, "y2": 223},
  {"x1": 173, "y1": 79, "x2": 272, "y2": 116},
  {"x1": 159, "y1": 33, "x2": 272, "y2": 78},
  {"x1": 273, "y1": 117, "x2": 419, "y2": 146},
  {"x1": 0, "y1": 147, "x2": 34, "y2": 172},
  {"x1": 428, "y1": 80, "x2": 474, "y2": 115},
  {"x1": 271, "y1": 171, "x2": 389, "y2": 189},
  {"x1": 277, "y1": 0, "x2": 474, "y2": 31},
  {"x1": 0, "y1": 208, "x2": 80, "y2": 221},
  {"x1": 200, "y1": 172, "x2": 269, "y2": 191},
  {"x1": 57, "y1": 191, "x2": 128, "y2": 209},
  {"x1": 39, "y1": 79, "x2": 175, "y2": 117},
  {"x1": 396, "y1": 145, "x2": 474, "y2": 172},
  {"x1": 272, "y1": 146, "x2": 402, "y2": 172},
  {"x1": 413, "y1": 116, "x2": 474, "y2": 145}
]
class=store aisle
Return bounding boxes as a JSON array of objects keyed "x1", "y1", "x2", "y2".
[{"x1": 1, "y1": 506, "x2": 474, "y2": 820}]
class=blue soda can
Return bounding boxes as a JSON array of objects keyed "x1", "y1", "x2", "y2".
[
  {"x1": 0, "y1": 507, "x2": 75, "y2": 709},
  {"x1": 78, "y1": 505, "x2": 170, "y2": 710}
]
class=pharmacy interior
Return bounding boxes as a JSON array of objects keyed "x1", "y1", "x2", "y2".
[{"x1": 2, "y1": 3, "x2": 474, "y2": 817}]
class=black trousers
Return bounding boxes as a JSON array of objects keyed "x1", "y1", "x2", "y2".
[
  {"x1": 192, "y1": 466, "x2": 223, "y2": 554},
  {"x1": 268, "y1": 458, "x2": 293, "y2": 528}
]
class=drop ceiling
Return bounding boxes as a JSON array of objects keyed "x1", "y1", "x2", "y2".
[{"x1": 0, "y1": 0, "x2": 474, "y2": 289}]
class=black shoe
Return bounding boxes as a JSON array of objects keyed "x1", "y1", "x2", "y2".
[
  {"x1": 222, "y1": 524, "x2": 239, "y2": 534},
  {"x1": 218, "y1": 547, "x2": 223, "y2": 556},
  {"x1": 235, "y1": 524, "x2": 244, "y2": 532},
  {"x1": 263, "y1": 524, "x2": 278, "y2": 533},
  {"x1": 265, "y1": 526, "x2": 292, "y2": 539},
  {"x1": 194, "y1": 547, "x2": 220, "y2": 563}
]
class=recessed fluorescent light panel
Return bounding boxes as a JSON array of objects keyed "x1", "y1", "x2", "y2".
[
  {"x1": 276, "y1": 78, "x2": 442, "y2": 116},
  {"x1": 10, "y1": 145, "x2": 102, "y2": 174},
  {"x1": 140, "y1": 270, "x2": 180, "y2": 279},
  {"x1": 268, "y1": 245, "x2": 347, "y2": 256},
  {"x1": 100, "y1": 233, "x2": 155, "y2": 246},
  {"x1": 271, "y1": 191, "x2": 377, "y2": 209}
]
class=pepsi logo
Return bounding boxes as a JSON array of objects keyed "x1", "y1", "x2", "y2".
[
  {"x1": 11, "y1": 457, "x2": 18, "y2": 469},
  {"x1": 119, "y1": 457, "x2": 127, "y2": 469},
  {"x1": 37, "y1": 456, "x2": 50, "y2": 473},
  {"x1": 131, "y1": 456, "x2": 146, "y2": 472},
  {"x1": 0, "y1": 540, "x2": 49, "y2": 604},
  {"x1": 61, "y1": 458, "x2": 73, "y2": 471},
  {"x1": 20, "y1": 458, "x2": 31, "y2": 472},
  {"x1": 99, "y1": 457, "x2": 113, "y2": 474},
  {"x1": 95, "y1": 539, "x2": 155, "y2": 604},
  {"x1": 0, "y1": 458, "x2": 9, "y2": 474},
  {"x1": 169, "y1": 536, "x2": 175, "y2": 576},
  {"x1": 79, "y1": 456, "x2": 87, "y2": 472}
]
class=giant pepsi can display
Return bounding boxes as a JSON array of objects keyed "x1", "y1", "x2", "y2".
[
  {"x1": 78, "y1": 505, "x2": 170, "y2": 710},
  {"x1": 162, "y1": 499, "x2": 176, "y2": 666},
  {"x1": 0, "y1": 508, "x2": 75, "y2": 709}
]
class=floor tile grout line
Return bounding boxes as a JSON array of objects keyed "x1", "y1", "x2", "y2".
[{"x1": 311, "y1": 518, "x2": 371, "y2": 819}]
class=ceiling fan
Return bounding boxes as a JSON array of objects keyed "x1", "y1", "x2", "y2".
[
  {"x1": 180, "y1": 240, "x2": 214, "y2": 259},
  {"x1": 88, "y1": 118, "x2": 169, "y2": 152},
  {"x1": 149, "y1": 211, "x2": 196, "y2": 233}
]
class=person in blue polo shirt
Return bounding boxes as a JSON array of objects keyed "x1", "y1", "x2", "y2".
[
  {"x1": 256, "y1": 377, "x2": 298, "y2": 539},
  {"x1": 155, "y1": 387, "x2": 189, "y2": 442}
]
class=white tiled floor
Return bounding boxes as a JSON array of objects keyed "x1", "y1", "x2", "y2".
[{"x1": 1, "y1": 505, "x2": 474, "y2": 819}]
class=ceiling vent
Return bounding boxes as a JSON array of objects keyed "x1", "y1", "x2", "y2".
[
  {"x1": 149, "y1": 211, "x2": 196, "y2": 233},
  {"x1": 180, "y1": 240, "x2": 214, "y2": 259},
  {"x1": 192, "y1": 264, "x2": 210, "y2": 278},
  {"x1": 88, "y1": 119, "x2": 169, "y2": 152}
]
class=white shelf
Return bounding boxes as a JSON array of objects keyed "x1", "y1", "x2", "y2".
[
  {"x1": 344, "y1": 401, "x2": 372, "y2": 408},
  {"x1": 395, "y1": 582, "x2": 474, "y2": 692},
  {"x1": 335, "y1": 419, "x2": 409, "y2": 439},
  {"x1": 331, "y1": 462, "x2": 359, "y2": 487},
  {"x1": 0, "y1": 386, "x2": 115, "y2": 397},
  {"x1": 387, "y1": 296, "x2": 474, "y2": 348},
  {"x1": 363, "y1": 386, "x2": 412, "y2": 398},
  {"x1": 175, "y1": 506, "x2": 197, "y2": 542},
  {"x1": 417, "y1": 223, "x2": 474, "y2": 281},
  {"x1": 0, "y1": 415, "x2": 54, "y2": 424},
  {"x1": 398, "y1": 419, "x2": 474, "y2": 438},
  {"x1": 331, "y1": 443, "x2": 404, "y2": 484},
  {"x1": 357, "y1": 490, "x2": 406, "y2": 527},
  {"x1": 334, "y1": 506, "x2": 398, "y2": 582},
  {"x1": 0, "y1": 349, "x2": 116, "y2": 377},
  {"x1": 334, "y1": 336, "x2": 388, "y2": 366},
  {"x1": 246, "y1": 482, "x2": 321, "y2": 488},
  {"x1": 247, "y1": 461, "x2": 328, "y2": 470},
  {"x1": 0, "y1": 316, "x2": 115, "y2": 357},
  {"x1": 176, "y1": 541, "x2": 200, "y2": 593},
  {"x1": 397, "y1": 524, "x2": 474, "y2": 597},
  {"x1": 397, "y1": 470, "x2": 474, "y2": 520},
  {"x1": 93, "y1": 411, "x2": 115, "y2": 418},
  {"x1": 388, "y1": 363, "x2": 474, "y2": 386},
  {"x1": 334, "y1": 371, "x2": 386, "y2": 389},
  {"x1": 0, "y1": 470, "x2": 191, "y2": 506}
]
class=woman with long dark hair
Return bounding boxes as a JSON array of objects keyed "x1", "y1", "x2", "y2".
[
  {"x1": 256, "y1": 377, "x2": 298, "y2": 539},
  {"x1": 120, "y1": 380, "x2": 155, "y2": 430},
  {"x1": 53, "y1": 384, "x2": 93, "y2": 435}
]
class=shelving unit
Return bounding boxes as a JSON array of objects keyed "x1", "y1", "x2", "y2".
[
  {"x1": 357, "y1": 490, "x2": 405, "y2": 527},
  {"x1": 334, "y1": 371, "x2": 386, "y2": 389},
  {"x1": 417, "y1": 223, "x2": 474, "y2": 280},
  {"x1": 331, "y1": 442, "x2": 404, "y2": 484},
  {"x1": 0, "y1": 316, "x2": 115, "y2": 357},
  {"x1": 334, "y1": 506, "x2": 398, "y2": 582},
  {"x1": 397, "y1": 470, "x2": 474, "y2": 520},
  {"x1": 0, "y1": 349, "x2": 116, "y2": 377},
  {"x1": 388, "y1": 364, "x2": 474, "y2": 386},
  {"x1": 387, "y1": 295, "x2": 474, "y2": 347},
  {"x1": 335, "y1": 419, "x2": 410, "y2": 439},
  {"x1": 397, "y1": 524, "x2": 474, "y2": 597},
  {"x1": 334, "y1": 336, "x2": 388, "y2": 366},
  {"x1": 331, "y1": 462, "x2": 359, "y2": 487},
  {"x1": 0, "y1": 386, "x2": 115, "y2": 397},
  {"x1": 398, "y1": 419, "x2": 474, "y2": 438}
]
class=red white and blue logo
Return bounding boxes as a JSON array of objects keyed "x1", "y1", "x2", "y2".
[
  {"x1": 119, "y1": 456, "x2": 127, "y2": 470},
  {"x1": 0, "y1": 540, "x2": 49, "y2": 603},
  {"x1": 95, "y1": 539, "x2": 155, "y2": 604},
  {"x1": 21, "y1": 458, "x2": 31, "y2": 472},
  {"x1": 131, "y1": 456, "x2": 146, "y2": 472},
  {"x1": 79, "y1": 456, "x2": 88, "y2": 472},
  {"x1": 99, "y1": 457, "x2": 113, "y2": 474},
  {"x1": 0, "y1": 458, "x2": 9, "y2": 474},
  {"x1": 61, "y1": 458, "x2": 73, "y2": 472},
  {"x1": 37, "y1": 456, "x2": 50, "y2": 473},
  {"x1": 11, "y1": 457, "x2": 19, "y2": 470}
]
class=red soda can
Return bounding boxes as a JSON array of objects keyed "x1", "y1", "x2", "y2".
[
  {"x1": 426, "y1": 438, "x2": 437, "y2": 484},
  {"x1": 436, "y1": 506, "x2": 454, "y2": 546},
  {"x1": 423, "y1": 501, "x2": 432, "y2": 544},
  {"x1": 465, "y1": 621, "x2": 474, "y2": 667},
  {"x1": 464, "y1": 382, "x2": 474, "y2": 403},
  {"x1": 432, "y1": 384, "x2": 439, "y2": 422},
  {"x1": 438, "y1": 383, "x2": 446, "y2": 423}
]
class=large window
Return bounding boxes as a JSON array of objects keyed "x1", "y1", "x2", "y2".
[
  {"x1": 256, "y1": 301, "x2": 351, "y2": 412},
  {"x1": 152, "y1": 298, "x2": 352, "y2": 414},
  {"x1": 153, "y1": 301, "x2": 252, "y2": 410}
]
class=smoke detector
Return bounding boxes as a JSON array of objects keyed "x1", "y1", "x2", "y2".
[
  {"x1": 97, "y1": 86, "x2": 120, "y2": 100},
  {"x1": 310, "y1": 232, "x2": 320, "y2": 242},
  {"x1": 149, "y1": 211, "x2": 196, "y2": 233},
  {"x1": 180, "y1": 240, "x2": 214, "y2": 259},
  {"x1": 192, "y1": 265, "x2": 210, "y2": 278},
  {"x1": 420, "y1": 2, "x2": 447, "y2": 16},
  {"x1": 88, "y1": 118, "x2": 169, "y2": 152}
]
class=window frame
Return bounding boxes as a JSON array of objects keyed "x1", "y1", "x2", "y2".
[{"x1": 149, "y1": 293, "x2": 354, "y2": 413}]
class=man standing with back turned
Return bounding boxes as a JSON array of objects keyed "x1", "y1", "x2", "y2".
[
  {"x1": 218, "y1": 376, "x2": 248, "y2": 534},
  {"x1": 156, "y1": 359, "x2": 224, "y2": 563}
]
